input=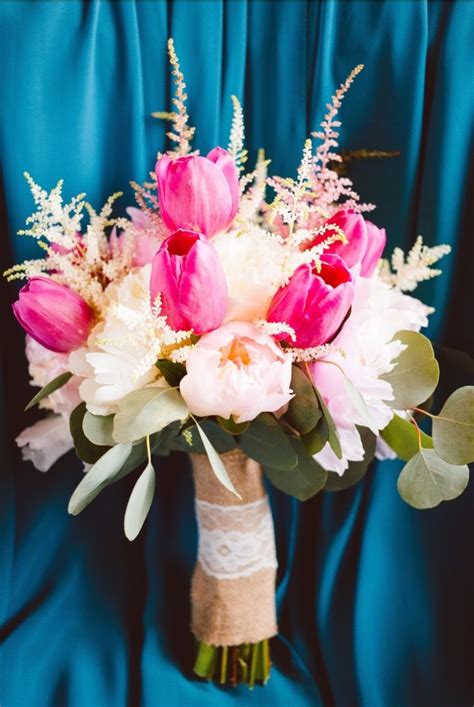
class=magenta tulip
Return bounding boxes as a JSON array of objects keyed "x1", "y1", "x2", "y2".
[
  {"x1": 305, "y1": 209, "x2": 386, "y2": 277},
  {"x1": 150, "y1": 229, "x2": 227, "y2": 334},
  {"x1": 12, "y1": 277, "x2": 94, "y2": 353},
  {"x1": 156, "y1": 147, "x2": 239, "y2": 237},
  {"x1": 267, "y1": 254, "x2": 354, "y2": 348}
]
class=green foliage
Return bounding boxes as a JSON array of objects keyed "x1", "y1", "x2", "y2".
[
  {"x1": 324, "y1": 427, "x2": 376, "y2": 491},
  {"x1": 286, "y1": 366, "x2": 322, "y2": 434},
  {"x1": 217, "y1": 416, "x2": 249, "y2": 435},
  {"x1": 381, "y1": 413, "x2": 433, "y2": 461},
  {"x1": 397, "y1": 448, "x2": 469, "y2": 509},
  {"x1": 239, "y1": 413, "x2": 298, "y2": 471},
  {"x1": 25, "y1": 371, "x2": 73, "y2": 411},
  {"x1": 194, "y1": 420, "x2": 241, "y2": 498},
  {"x1": 70, "y1": 403, "x2": 109, "y2": 464},
  {"x1": 113, "y1": 387, "x2": 188, "y2": 443},
  {"x1": 265, "y1": 437, "x2": 327, "y2": 501},
  {"x1": 83, "y1": 412, "x2": 115, "y2": 447},
  {"x1": 155, "y1": 359, "x2": 187, "y2": 387},
  {"x1": 68, "y1": 442, "x2": 133, "y2": 515},
  {"x1": 124, "y1": 462, "x2": 156, "y2": 540},
  {"x1": 302, "y1": 417, "x2": 329, "y2": 455},
  {"x1": 313, "y1": 386, "x2": 342, "y2": 459},
  {"x1": 381, "y1": 330, "x2": 439, "y2": 410},
  {"x1": 432, "y1": 386, "x2": 474, "y2": 465},
  {"x1": 172, "y1": 420, "x2": 236, "y2": 454}
]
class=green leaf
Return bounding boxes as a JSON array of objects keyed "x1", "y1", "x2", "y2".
[
  {"x1": 68, "y1": 442, "x2": 133, "y2": 515},
  {"x1": 124, "y1": 462, "x2": 156, "y2": 540},
  {"x1": 432, "y1": 386, "x2": 474, "y2": 465},
  {"x1": 302, "y1": 417, "x2": 329, "y2": 455},
  {"x1": 313, "y1": 386, "x2": 342, "y2": 459},
  {"x1": 174, "y1": 420, "x2": 236, "y2": 454},
  {"x1": 113, "y1": 386, "x2": 188, "y2": 443},
  {"x1": 194, "y1": 421, "x2": 241, "y2": 498},
  {"x1": 70, "y1": 403, "x2": 109, "y2": 464},
  {"x1": 286, "y1": 366, "x2": 322, "y2": 434},
  {"x1": 381, "y1": 413, "x2": 433, "y2": 462},
  {"x1": 239, "y1": 413, "x2": 298, "y2": 471},
  {"x1": 151, "y1": 421, "x2": 182, "y2": 456},
  {"x1": 155, "y1": 359, "x2": 186, "y2": 387},
  {"x1": 25, "y1": 371, "x2": 73, "y2": 411},
  {"x1": 397, "y1": 448, "x2": 469, "y2": 509},
  {"x1": 265, "y1": 437, "x2": 327, "y2": 501},
  {"x1": 381, "y1": 330, "x2": 439, "y2": 410},
  {"x1": 324, "y1": 427, "x2": 376, "y2": 492},
  {"x1": 83, "y1": 412, "x2": 115, "y2": 447},
  {"x1": 217, "y1": 416, "x2": 249, "y2": 435}
]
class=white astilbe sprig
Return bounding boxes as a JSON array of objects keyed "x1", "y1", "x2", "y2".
[
  {"x1": 379, "y1": 236, "x2": 451, "y2": 292},
  {"x1": 228, "y1": 95, "x2": 248, "y2": 174},
  {"x1": 256, "y1": 320, "x2": 297, "y2": 342},
  {"x1": 287, "y1": 344, "x2": 346, "y2": 363},
  {"x1": 151, "y1": 38, "x2": 195, "y2": 157},
  {"x1": 239, "y1": 149, "x2": 271, "y2": 222}
]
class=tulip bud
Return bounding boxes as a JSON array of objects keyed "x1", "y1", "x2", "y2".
[
  {"x1": 267, "y1": 254, "x2": 354, "y2": 348},
  {"x1": 156, "y1": 148, "x2": 239, "y2": 238},
  {"x1": 304, "y1": 209, "x2": 386, "y2": 277},
  {"x1": 12, "y1": 277, "x2": 94, "y2": 353},
  {"x1": 150, "y1": 229, "x2": 227, "y2": 334}
]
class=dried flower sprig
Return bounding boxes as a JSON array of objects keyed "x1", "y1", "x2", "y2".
[
  {"x1": 228, "y1": 95, "x2": 248, "y2": 174},
  {"x1": 379, "y1": 236, "x2": 451, "y2": 292}
]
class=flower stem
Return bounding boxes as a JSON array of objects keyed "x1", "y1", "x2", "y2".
[
  {"x1": 193, "y1": 640, "x2": 272, "y2": 687},
  {"x1": 220, "y1": 646, "x2": 228, "y2": 685}
]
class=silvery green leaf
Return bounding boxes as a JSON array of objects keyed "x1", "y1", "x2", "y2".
[
  {"x1": 124, "y1": 462, "x2": 156, "y2": 541},
  {"x1": 397, "y1": 447, "x2": 469, "y2": 509},
  {"x1": 313, "y1": 387, "x2": 342, "y2": 459},
  {"x1": 195, "y1": 421, "x2": 241, "y2": 499},
  {"x1": 432, "y1": 386, "x2": 474, "y2": 465},
  {"x1": 265, "y1": 437, "x2": 327, "y2": 501},
  {"x1": 68, "y1": 442, "x2": 132, "y2": 515},
  {"x1": 113, "y1": 387, "x2": 188, "y2": 443},
  {"x1": 286, "y1": 366, "x2": 322, "y2": 434},
  {"x1": 25, "y1": 371, "x2": 73, "y2": 411},
  {"x1": 381, "y1": 330, "x2": 439, "y2": 410},
  {"x1": 381, "y1": 413, "x2": 433, "y2": 462},
  {"x1": 83, "y1": 411, "x2": 115, "y2": 447}
]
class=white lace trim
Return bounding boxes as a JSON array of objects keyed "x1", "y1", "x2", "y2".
[{"x1": 195, "y1": 497, "x2": 278, "y2": 580}]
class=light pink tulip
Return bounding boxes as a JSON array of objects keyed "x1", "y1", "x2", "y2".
[
  {"x1": 267, "y1": 254, "x2": 354, "y2": 348},
  {"x1": 150, "y1": 229, "x2": 227, "y2": 334},
  {"x1": 12, "y1": 277, "x2": 94, "y2": 353},
  {"x1": 304, "y1": 209, "x2": 386, "y2": 276},
  {"x1": 156, "y1": 148, "x2": 239, "y2": 237},
  {"x1": 179, "y1": 322, "x2": 293, "y2": 423}
]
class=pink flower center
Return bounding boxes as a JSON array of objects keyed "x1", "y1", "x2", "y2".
[{"x1": 220, "y1": 338, "x2": 251, "y2": 368}]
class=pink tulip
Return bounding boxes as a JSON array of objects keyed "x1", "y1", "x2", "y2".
[
  {"x1": 267, "y1": 254, "x2": 354, "y2": 348},
  {"x1": 150, "y1": 229, "x2": 227, "y2": 334},
  {"x1": 304, "y1": 209, "x2": 386, "y2": 276},
  {"x1": 12, "y1": 277, "x2": 94, "y2": 353},
  {"x1": 156, "y1": 147, "x2": 239, "y2": 237}
]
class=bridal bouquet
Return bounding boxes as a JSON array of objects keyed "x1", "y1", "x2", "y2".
[{"x1": 6, "y1": 40, "x2": 473, "y2": 687}]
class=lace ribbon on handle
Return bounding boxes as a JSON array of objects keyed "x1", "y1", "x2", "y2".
[{"x1": 195, "y1": 497, "x2": 278, "y2": 580}]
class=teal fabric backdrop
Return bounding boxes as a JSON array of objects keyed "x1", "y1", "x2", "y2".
[{"x1": 0, "y1": 2, "x2": 473, "y2": 705}]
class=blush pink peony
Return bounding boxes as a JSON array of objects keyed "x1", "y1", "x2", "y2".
[{"x1": 179, "y1": 322, "x2": 293, "y2": 423}]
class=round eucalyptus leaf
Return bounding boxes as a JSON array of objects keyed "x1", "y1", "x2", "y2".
[
  {"x1": 286, "y1": 366, "x2": 322, "y2": 434},
  {"x1": 397, "y1": 448, "x2": 469, "y2": 509},
  {"x1": 239, "y1": 413, "x2": 298, "y2": 471},
  {"x1": 265, "y1": 438, "x2": 327, "y2": 501},
  {"x1": 381, "y1": 413, "x2": 433, "y2": 462},
  {"x1": 381, "y1": 330, "x2": 439, "y2": 410},
  {"x1": 83, "y1": 411, "x2": 115, "y2": 447},
  {"x1": 124, "y1": 462, "x2": 156, "y2": 541},
  {"x1": 113, "y1": 386, "x2": 188, "y2": 443},
  {"x1": 432, "y1": 386, "x2": 474, "y2": 465},
  {"x1": 302, "y1": 417, "x2": 329, "y2": 455}
]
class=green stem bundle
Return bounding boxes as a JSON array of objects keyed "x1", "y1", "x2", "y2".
[{"x1": 194, "y1": 639, "x2": 271, "y2": 688}]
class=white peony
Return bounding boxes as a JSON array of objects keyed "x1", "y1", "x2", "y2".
[
  {"x1": 213, "y1": 228, "x2": 287, "y2": 322},
  {"x1": 311, "y1": 276, "x2": 432, "y2": 475},
  {"x1": 69, "y1": 265, "x2": 159, "y2": 416}
]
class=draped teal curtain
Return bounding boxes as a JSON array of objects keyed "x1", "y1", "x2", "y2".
[{"x1": 0, "y1": 2, "x2": 473, "y2": 705}]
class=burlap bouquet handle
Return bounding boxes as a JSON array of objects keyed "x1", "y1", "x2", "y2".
[{"x1": 190, "y1": 449, "x2": 278, "y2": 646}]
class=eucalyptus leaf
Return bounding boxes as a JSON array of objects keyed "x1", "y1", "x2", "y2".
[
  {"x1": 302, "y1": 417, "x2": 329, "y2": 455},
  {"x1": 217, "y1": 416, "x2": 249, "y2": 435},
  {"x1": 25, "y1": 371, "x2": 73, "y2": 411},
  {"x1": 286, "y1": 366, "x2": 322, "y2": 434},
  {"x1": 113, "y1": 386, "x2": 188, "y2": 443},
  {"x1": 381, "y1": 413, "x2": 433, "y2": 462},
  {"x1": 265, "y1": 437, "x2": 327, "y2": 501},
  {"x1": 155, "y1": 359, "x2": 187, "y2": 387},
  {"x1": 195, "y1": 421, "x2": 241, "y2": 498},
  {"x1": 324, "y1": 427, "x2": 376, "y2": 492},
  {"x1": 381, "y1": 330, "x2": 439, "y2": 410},
  {"x1": 70, "y1": 403, "x2": 109, "y2": 464},
  {"x1": 83, "y1": 412, "x2": 115, "y2": 447},
  {"x1": 239, "y1": 413, "x2": 298, "y2": 471},
  {"x1": 313, "y1": 387, "x2": 342, "y2": 459},
  {"x1": 124, "y1": 462, "x2": 156, "y2": 540},
  {"x1": 68, "y1": 442, "x2": 133, "y2": 515},
  {"x1": 432, "y1": 386, "x2": 474, "y2": 465},
  {"x1": 397, "y1": 447, "x2": 469, "y2": 509},
  {"x1": 174, "y1": 420, "x2": 236, "y2": 454}
]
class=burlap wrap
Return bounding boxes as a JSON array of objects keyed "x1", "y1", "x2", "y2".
[{"x1": 190, "y1": 449, "x2": 278, "y2": 646}]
